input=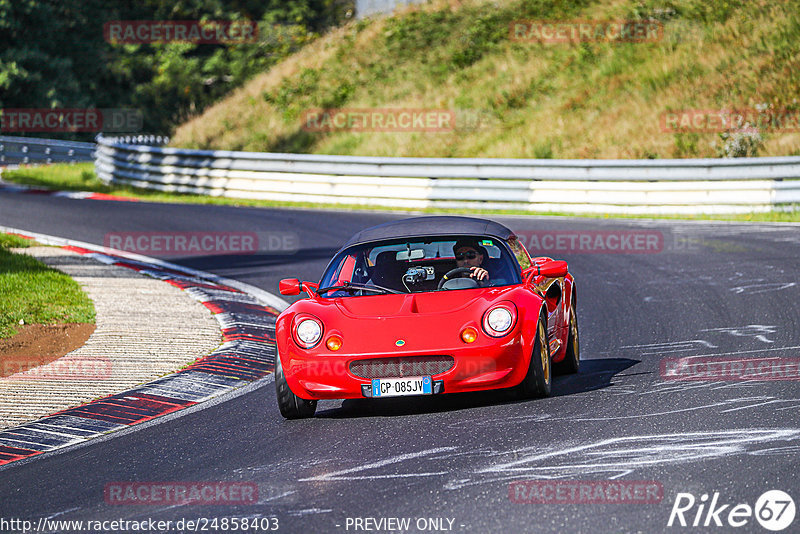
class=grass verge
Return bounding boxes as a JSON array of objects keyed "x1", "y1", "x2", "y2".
[
  {"x1": 0, "y1": 233, "x2": 95, "y2": 338},
  {"x1": 2, "y1": 163, "x2": 800, "y2": 222}
]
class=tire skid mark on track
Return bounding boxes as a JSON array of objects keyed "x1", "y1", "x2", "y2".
[
  {"x1": 288, "y1": 423, "x2": 800, "y2": 492},
  {"x1": 0, "y1": 230, "x2": 281, "y2": 468},
  {"x1": 298, "y1": 447, "x2": 459, "y2": 482},
  {"x1": 437, "y1": 429, "x2": 800, "y2": 490}
]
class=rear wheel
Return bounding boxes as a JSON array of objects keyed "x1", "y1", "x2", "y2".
[
  {"x1": 555, "y1": 307, "x2": 579, "y2": 375},
  {"x1": 516, "y1": 311, "x2": 552, "y2": 398},
  {"x1": 275, "y1": 354, "x2": 317, "y2": 419}
]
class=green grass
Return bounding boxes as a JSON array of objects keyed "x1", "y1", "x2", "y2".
[
  {"x1": 0, "y1": 234, "x2": 95, "y2": 338},
  {"x1": 3, "y1": 163, "x2": 800, "y2": 223},
  {"x1": 2, "y1": 163, "x2": 111, "y2": 193},
  {"x1": 171, "y1": 0, "x2": 800, "y2": 159},
  {"x1": 0, "y1": 233, "x2": 33, "y2": 249}
]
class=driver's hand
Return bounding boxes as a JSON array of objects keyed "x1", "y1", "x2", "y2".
[{"x1": 469, "y1": 266, "x2": 488, "y2": 281}]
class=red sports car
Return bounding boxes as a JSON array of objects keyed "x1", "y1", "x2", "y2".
[{"x1": 275, "y1": 216, "x2": 578, "y2": 418}]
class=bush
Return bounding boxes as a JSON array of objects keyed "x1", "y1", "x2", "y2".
[{"x1": 714, "y1": 126, "x2": 765, "y2": 158}]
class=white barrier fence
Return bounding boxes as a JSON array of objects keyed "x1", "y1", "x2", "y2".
[
  {"x1": 92, "y1": 135, "x2": 800, "y2": 214},
  {"x1": 0, "y1": 136, "x2": 95, "y2": 165}
]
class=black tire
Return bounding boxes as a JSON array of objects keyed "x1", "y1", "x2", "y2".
[
  {"x1": 554, "y1": 307, "x2": 580, "y2": 375},
  {"x1": 275, "y1": 354, "x2": 317, "y2": 419},
  {"x1": 516, "y1": 310, "x2": 552, "y2": 399}
]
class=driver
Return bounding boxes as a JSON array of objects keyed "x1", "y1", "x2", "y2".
[{"x1": 453, "y1": 239, "x2": 489, "y2": 282}]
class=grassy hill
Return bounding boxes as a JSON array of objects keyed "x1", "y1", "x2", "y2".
[{"x1": 170, "y1": 0, "x2": 800, "y2": 159}]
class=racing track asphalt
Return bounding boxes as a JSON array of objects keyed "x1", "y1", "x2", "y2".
[{"x1": 1, "y1": 192, "x2": 799, "y2": 533}]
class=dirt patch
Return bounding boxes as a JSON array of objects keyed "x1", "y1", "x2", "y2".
[{"x1": 0, "y1": 323, "x2": 95, "y2": 377}]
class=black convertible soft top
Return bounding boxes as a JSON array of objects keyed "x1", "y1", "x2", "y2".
[{"x1": 341, "y1": 216, "x2": 515, "y2": 248}]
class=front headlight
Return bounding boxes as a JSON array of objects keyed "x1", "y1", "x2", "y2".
[
  {"x1": 483, "y1": 304, "x2": 516, "y2": 336},
  {"x1": 295, "y1": 317, "x2": 323, "y2": 348}
]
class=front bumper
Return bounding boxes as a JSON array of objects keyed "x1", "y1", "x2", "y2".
[{"x1": 279, "y1": 335, "x2": 531, "y2": 400}]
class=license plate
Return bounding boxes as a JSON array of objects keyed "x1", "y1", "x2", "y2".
[{"x1": 371, "y1": 376, "x2": 432, "y2": 397}]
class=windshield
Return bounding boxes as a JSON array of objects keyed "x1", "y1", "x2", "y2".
[{"x1": 318, "y1": 236, "x2": 522, "y2": 297}]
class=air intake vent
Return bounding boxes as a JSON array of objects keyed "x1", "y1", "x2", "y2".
[{"x1": 349, "y1": 356, "x2": 455, "y2": 379}]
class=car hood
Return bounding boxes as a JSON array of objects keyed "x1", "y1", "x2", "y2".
[
  {"x1": 279, "y1": 286, "x2": 534, "y2": 356},
  {"x1": 334, "y1": 289, "x2": 485, "y2": 317}
]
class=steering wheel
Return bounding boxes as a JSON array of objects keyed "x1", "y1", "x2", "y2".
[{"x1": 437, "y1": 267, "x2": 475, "y2": 289}]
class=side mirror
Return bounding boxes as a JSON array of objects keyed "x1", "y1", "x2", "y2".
[
  {"x1": 538, "y1": 260, "x2": 568, "y2": 278},
  {"x1": 524, "y1": 260, "x2": 568, "y2": 281},
  {"x1": 279, "y1": 278, "x2": 302, "y2": 296}
]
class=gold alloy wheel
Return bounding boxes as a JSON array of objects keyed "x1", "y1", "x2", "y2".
[
  {"x1": 571, "y1": 312, "x2": 579, "y2": 357},
  {"x1": 540, "y1": 321, "x2": 550, "y2": 383}
]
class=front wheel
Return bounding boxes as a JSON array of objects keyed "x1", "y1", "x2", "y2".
[
  {"x1": 275, "y1": 354, "x2": 317, "y2": 419},
  {"x1": 515, "y1": 311, "x2": 552, "y2": 398}
]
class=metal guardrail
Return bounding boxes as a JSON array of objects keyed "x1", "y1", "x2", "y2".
[
  {"x1": 0, "y1": 136, "x2": 96, "y2": 165},
  {"x1": 92, "y1": 135, "x2": 800, "y2": 214}
]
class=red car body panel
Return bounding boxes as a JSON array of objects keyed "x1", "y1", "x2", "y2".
[{"x1": 276, "y1": 264, "x2": 576, "y2": 401}]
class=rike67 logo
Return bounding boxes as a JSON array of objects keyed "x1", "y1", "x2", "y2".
[{"x1": 668, "y1": 490, "x2": 795, "y2": 531}]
